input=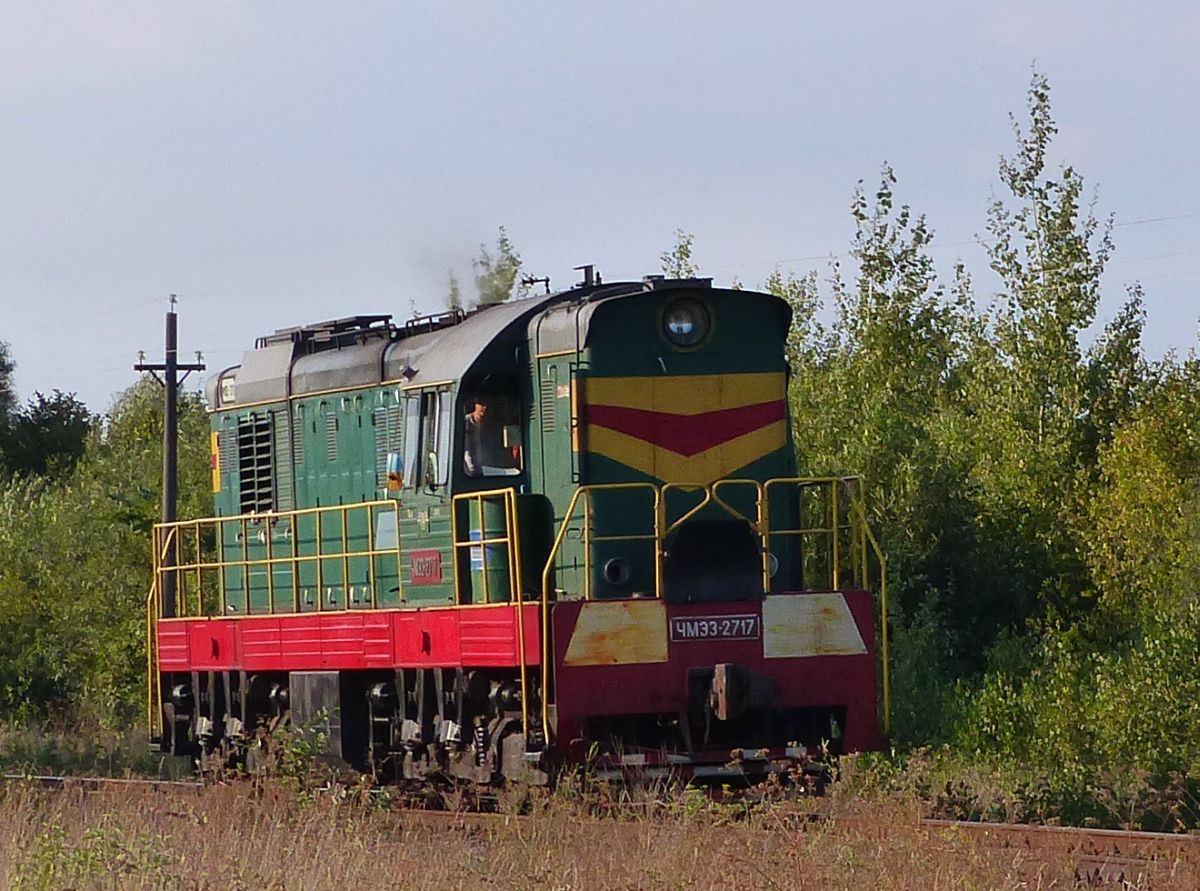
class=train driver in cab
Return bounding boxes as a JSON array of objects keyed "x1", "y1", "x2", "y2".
[{"x1": 463, "y1": 393, "x2": 522, "y2": 477}]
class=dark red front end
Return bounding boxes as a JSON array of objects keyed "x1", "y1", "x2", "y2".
[{"x1": 550, "y1": 591, "x2": 881, "y2": 777}]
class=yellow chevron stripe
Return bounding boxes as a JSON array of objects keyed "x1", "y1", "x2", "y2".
[
  {"x1": 587, "y1": 420, "x2": 787, "y2": 485},
  {"x1": 583, "y1": 372, "x2": 785, "y2": 415}
]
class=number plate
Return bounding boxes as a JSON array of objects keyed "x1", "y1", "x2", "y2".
[{"x1": 669, "y1": 614, "x2": 761, "y2": 642}]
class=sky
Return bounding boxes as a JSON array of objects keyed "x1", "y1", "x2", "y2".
[{"x1": 1, "y1": 1, "x2": 1198, "y2": 411}]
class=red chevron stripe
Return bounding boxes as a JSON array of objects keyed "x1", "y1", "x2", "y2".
[{"x1": 585, "y1": 400, "x2": 786, "y2": 457}]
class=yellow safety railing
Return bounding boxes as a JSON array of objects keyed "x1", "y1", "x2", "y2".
[
  {"x1": 762, "y1": 477, "x2": 867, "y2": 592},
  {"x1": 146, "y1": 477, "x2": 890, "y2": 746},
  {"x1": 450, "y1": 488, "x2": 532, "y2": 736},
  {"x1": 450, "y1": 489, "x2": 524, "y2": 605},
  {"x1": 146, "y1": 577, "x2": 161, "y2": 741},
  {"x1": 763, "y1": 476, "x2": 890, "y2": 734},
  {"x1": 539, "y1": 482, "x2": 661, "y2": 741},
  {"x1": 538, "y1": 476, "x2": 890, "y2": 741},
  {"x1": 149, "y1": 500, "x2": 403, "y2": 619}
]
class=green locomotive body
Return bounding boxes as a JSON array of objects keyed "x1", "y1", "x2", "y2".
[{"x1": 150, "y1": 275, "x2": 888, "y2": 780}]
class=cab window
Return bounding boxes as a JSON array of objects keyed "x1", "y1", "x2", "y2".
[
  {"x1": 462, "y1": 386, "x2": 523, "y2": 478},
  {"x1": 402, "y1": 386, "x2": 452, "y2": 490}
]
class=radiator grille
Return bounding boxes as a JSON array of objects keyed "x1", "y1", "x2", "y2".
[{"x1": 237, "y1": 414, "x2": 273, "y2": 513}]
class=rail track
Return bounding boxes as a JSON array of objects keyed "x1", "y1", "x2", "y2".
[
  {"x1": 917, "y1": 818, "x2": 1200, "y2": 887},
  {"x1": 1, "y1": 773, "x2": 203, "y2": 792}
]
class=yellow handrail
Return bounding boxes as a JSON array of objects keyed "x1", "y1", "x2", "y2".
[
  {"x1": 151, "y1": 500, "x2": 403, "y2": 619},
  {"x1": 539, "y1": 482, "x2": 660, "y2": 744},
  {"x1": 145, "y1": 475, "x2": 890, "y2": 750},
  {"x1": 449, "y1": 488, "x2": 529, "y2": 735},
  {"x1": 848, "y1": 487, "x2": 891, "y2": 736},
  {"x1": 145, "y1": 575, "x2": 159, "y2": 741},
  {"x1": 763, "y1": 476, "x2": 890, "y2": 735}
]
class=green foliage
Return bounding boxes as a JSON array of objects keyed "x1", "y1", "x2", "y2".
[
  {"x1": 839, "y1": 747, "x2": 1200, "y2": 830},
  {"x1": 0, "y1": 341, "x2": 15, "y2": 420},
  {"x1": 473, "y1": 225, "x2": 524, "y2": 305},
  {"x1": 0, "y1": 340, "x2": 92, "y2": 480},
  {"x1": 0, "y1": 722, "x2": 161, "y2": 777},
  {"x1": 774, "y1": 165, "x2": 981, "y2": 738},
  {"x1": 660, "y1": 229, "x2": 698, "y2": 278},
  {"x1": 958, "y1": 356, "x2": 1200, "y2": 782},
  {"x1": 0, "y1": 377, "x2": 208, "y2": 723},
  {"x1": 16, "y1": 818, "x2": 178, "y2": 889},
  {"x1": 0, "y1": 390, "x2": 92, "y2": 478},
  {"x1": 773, "y1": 69, "x2": 1200, "y2": 815},
  {"x1": 446, "y1": 268, "x2": 464, "y2": 311},
  {"x1": 960, "y1": 68, "x2": 1118, "y2": 627}
]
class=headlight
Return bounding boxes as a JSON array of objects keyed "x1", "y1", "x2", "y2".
[{"x1": 661, "y1": 298, "x2": 711, "y2": 348}]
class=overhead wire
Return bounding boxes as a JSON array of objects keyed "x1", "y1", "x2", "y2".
[{"x1": 706, "y1": 210, "x2": 1200, "y2": 272}]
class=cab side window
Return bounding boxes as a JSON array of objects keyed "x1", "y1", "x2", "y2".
[{"x1": 402, "y1": 387, "x2": 452, "y2": 490}]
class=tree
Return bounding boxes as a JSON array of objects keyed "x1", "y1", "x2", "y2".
[
  {"x1": 446, "y1": 270, "x2": 464, "y2": 312},
  {"x1": 777, "y1": 166, "x2": 975, "y2": 739},
  {"x1": 0, "y1": 341, "x2": 15, "y2": 421},
  {"x1": 0, "y1": 341, "x2": 93, "y2": 480},
  {"x1": 660, "y1": 229, "x2": 698, "y2": 278},
  {"x1": 473, "y1": 226, "x2": 523, "y2": 305},
  {"x1": 0, "y1": 377, "x2": 208, "y2": 723},
  {"x1": 961, "y1": 68, "x2": 1118, "y2": 626},
  {"x1": 1, "y1": 390, "x2": 92, "y2": 478}
]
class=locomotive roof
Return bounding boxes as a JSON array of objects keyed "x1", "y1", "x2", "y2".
[
  {"x1": 204, "y1": 276, "x2": 772, "y2": 410},
  {"x1": 206, "y1": 292, "x2": 551, "y2": 409}
]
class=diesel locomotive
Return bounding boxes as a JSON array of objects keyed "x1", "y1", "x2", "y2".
[{"x1": 147, "y1": 272, "x2": 890, "y2": 782}]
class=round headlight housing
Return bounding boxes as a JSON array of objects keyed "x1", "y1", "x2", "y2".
[{"x1": 661, "y1": 298, "x2": 711, "y2": 348}]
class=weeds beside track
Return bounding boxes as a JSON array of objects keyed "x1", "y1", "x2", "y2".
[{"x1": 3, "y1": 775, "x2": 1199, "y2": 889}]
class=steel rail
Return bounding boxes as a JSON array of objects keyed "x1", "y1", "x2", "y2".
[{"x1": 2, "y1": 773, "x2": 203, "y2": 792}]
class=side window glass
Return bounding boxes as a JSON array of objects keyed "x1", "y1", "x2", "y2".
[
  {"x1": 402, "y1": 393, "x2": 421, "y2": 488},
  {"x1": 419, "y1": 391, "x2": 440, "y2": 488},
  {"x1": 402, "y1": 389, "x2": 452, "y2": 491},
  {"x1": 435, "y1": 389, "x2": 453, "y2": 485}
]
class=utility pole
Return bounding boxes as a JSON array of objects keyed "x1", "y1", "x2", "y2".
[{"x1": 135, "y1": 295, "x2": 205, "y2": 618}]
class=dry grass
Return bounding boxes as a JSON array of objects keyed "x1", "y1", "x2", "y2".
[{"x1": 1, "y1": 781, "x2": 1196, "y2": 890}]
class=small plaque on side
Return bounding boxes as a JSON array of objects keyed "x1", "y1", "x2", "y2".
[{"x1": 409, "y1": 549, "x2": 443, "y2": 585}]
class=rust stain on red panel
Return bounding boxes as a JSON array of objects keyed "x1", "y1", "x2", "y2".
[
  {"x1": 762, "y1": 593, "x2": 867, "y2": 658},
  {"x1": 563, "y1": 601, "x2": 668, "y2": 666}
]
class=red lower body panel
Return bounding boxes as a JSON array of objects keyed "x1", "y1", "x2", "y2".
[
  {"x1": 156, "y1": 593, "x2": 882, "y2": 761},
  {"x1": 156, "y1": 604, "x2": 541, "y2": 672}
]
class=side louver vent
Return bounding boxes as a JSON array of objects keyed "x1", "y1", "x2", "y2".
[
  {"x1": 237, "y1": 414, "x2": 273, "y2": 513},
  {"x1": 374, "y1": 403, "x2": 403, "y2": 487},
  {"x1": 541, "y1": 370, "x2": 557, "y2": 434}
]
